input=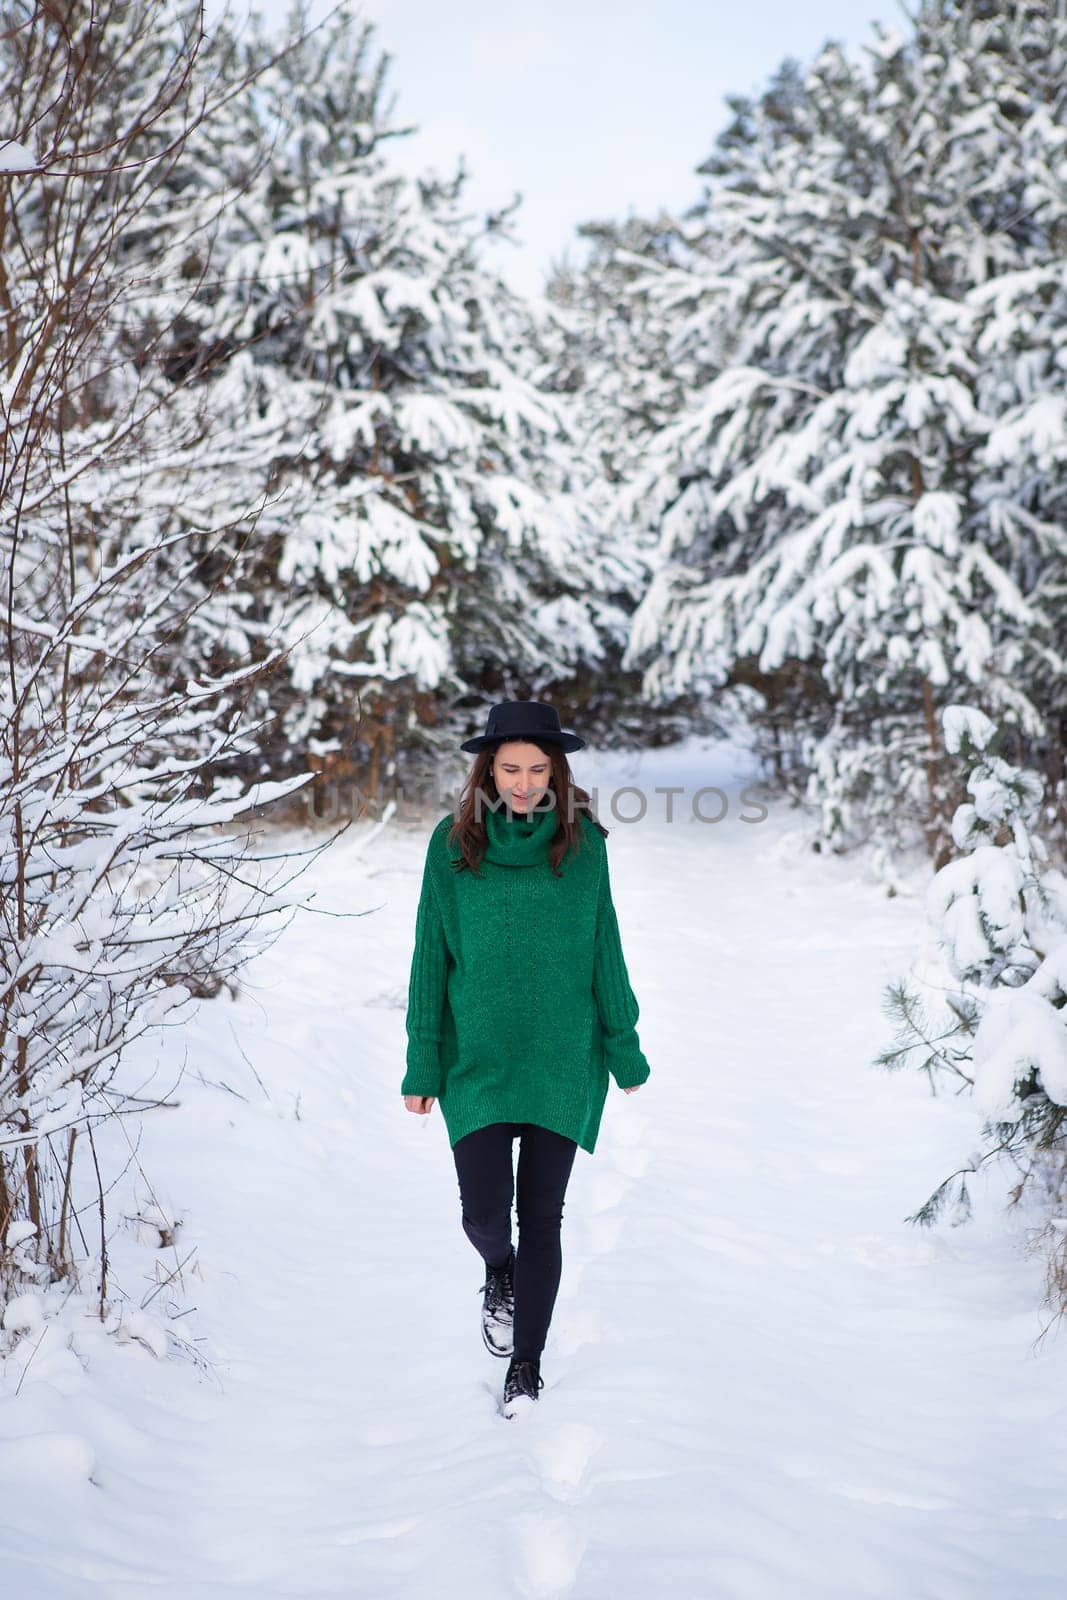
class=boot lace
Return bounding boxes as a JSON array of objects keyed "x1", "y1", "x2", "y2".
[
  {"x1": 479, "y1": 1248, "x2": 514, "y2": 1319},
  {"x1": 504, "y1": 1359, "x2": 543, "y2": 1402}
]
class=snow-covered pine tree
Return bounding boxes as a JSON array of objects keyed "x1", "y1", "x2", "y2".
[
  {"x1": 878, "y1": 702, "x2": 1067, "y2": 1324},
  {"x1": 133, "y1": 0, "x2": 630, "y2": 808},
  {"x1": 539, "y1": 212, "x2": 722, "y2": 745},
  {"x1": 617, "y1": 2, "x2": 1067, "y2": 867},
  {"x1": 610, "y1": 59, "x2": 840, "y2": 779}
]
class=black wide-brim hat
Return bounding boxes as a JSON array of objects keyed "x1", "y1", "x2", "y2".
[{"x1": 459, "y1": 699, "x2": 585, "y2": 754}]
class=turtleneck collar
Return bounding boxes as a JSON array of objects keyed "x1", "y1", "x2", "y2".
[{"x1": 482, "y1": 800, "x2": 559, "y2": 866}]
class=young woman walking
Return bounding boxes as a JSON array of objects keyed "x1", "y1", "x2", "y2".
[{"x1": 401, "y1": 699, "x2": 651, "y2": 1419}]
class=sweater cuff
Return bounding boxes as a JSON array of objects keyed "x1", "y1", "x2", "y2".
[
  {"x1": 401, "y1": 1038, "x2": 443, "y2": 1098},
  {"x1": 604, "y1": 1030, "x2": 651, "y2": 1089}
]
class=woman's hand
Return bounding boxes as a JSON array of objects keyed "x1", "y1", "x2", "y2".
[
  {"x1": 622, "y1": 1084, "x2": 642, "y2": 1095},
  {"x1": 404, "y1": 1094, "x2": 436, "y2": 1114}
]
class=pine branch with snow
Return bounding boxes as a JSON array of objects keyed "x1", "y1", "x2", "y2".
[
  {"x1": 879, "y1": 699, "x2": 1067, "y2": 1319},
  {"x1": 608, "y1": 5, "x2": 1067, "y2": 866},
  {"x1": 121, "y1": 2, "x2": 636, "y2": 800}
]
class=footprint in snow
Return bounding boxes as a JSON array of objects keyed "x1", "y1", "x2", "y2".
[
  {"x1": 529, "y1": 1420, "x2": 602, "y2": 1501},
  {"x1": 506, "y1": 1508, "x2": 586, "y2": 1599}
]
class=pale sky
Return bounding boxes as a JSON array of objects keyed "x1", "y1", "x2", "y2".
[{"x1": 206, "y1": 0, "x2": 904, "y2": 297}]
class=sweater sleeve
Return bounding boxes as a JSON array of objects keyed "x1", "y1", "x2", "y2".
[
  {"x1": 400, "y1": 840, "x2": 451, "y2": 1098},
  {"x1": 593, "y1": 844, "x2": 651, "y2": 1089}
]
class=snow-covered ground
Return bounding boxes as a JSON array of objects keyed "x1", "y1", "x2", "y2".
[{"x1": 3, "y1": 736, "x2": 1066, "y2": 1599}]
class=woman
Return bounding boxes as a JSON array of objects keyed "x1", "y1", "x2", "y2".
[{"x1": 401, "y1": 699, "x2": 651, "y2": 1419}]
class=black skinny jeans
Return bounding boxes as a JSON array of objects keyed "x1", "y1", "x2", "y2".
[{"x1": 452, "y1": 1121, "x2": 578, "y2": 1364}]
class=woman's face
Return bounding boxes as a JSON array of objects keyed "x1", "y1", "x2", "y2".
[{"x1": 491, "y1": 741, "x2": 551, "y2": 813}]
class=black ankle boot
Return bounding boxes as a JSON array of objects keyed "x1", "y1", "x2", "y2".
[
  {"x1": 479, "y1": 1244, "x2": 514, "y2": 1358},
  {"x1": 502, "y1": 1355, "x2": 543, "y2": 1418}
]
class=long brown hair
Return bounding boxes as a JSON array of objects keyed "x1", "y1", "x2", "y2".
[{"x1": 448, "y1": 739, "x2": 606, "y2": 878}]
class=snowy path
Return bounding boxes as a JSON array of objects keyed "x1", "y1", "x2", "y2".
[{"x1": 3, "y1": 738, "x2": 1067, "y2": 1599}]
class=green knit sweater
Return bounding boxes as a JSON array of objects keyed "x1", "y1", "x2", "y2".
[{"x1": 401, "y1": 804, "x2": 651, "y2": 1155}]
